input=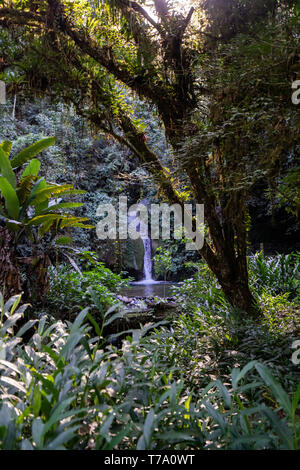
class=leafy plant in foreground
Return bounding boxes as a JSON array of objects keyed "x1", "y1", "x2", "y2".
[
  {"x1": 0, "y1": 137, "x2": 92, "y2": 299},
  {"x1": 249, "y1": 251, "x2": 300, "y2": 299},
  {"x1": 0, "y1": 293, "x2": 300, "y2": 450}
]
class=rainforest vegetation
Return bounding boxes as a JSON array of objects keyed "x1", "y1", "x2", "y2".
[{"x1": 0, "y1": 0, "x2": 299, "y2": 451}]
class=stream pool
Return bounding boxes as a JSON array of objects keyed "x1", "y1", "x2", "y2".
[{"x1": 121, "y1": 281, "x2": 180, "y2": 298}]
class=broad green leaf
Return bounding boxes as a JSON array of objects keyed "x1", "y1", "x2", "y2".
[
  {"x1": 69, "y1": 222, "x2": 94, "y2": 229},
  {"x1": 99, "y1": 414, "x2": 114, "y2": 436},
  {"x1": 41, "y1": 397, "x2": 74, "y2": 437},
  {"x1": 32, "y1": 418, "x2": 44, "y2": 448},
  {"x1": 202, "y1": 400, "x2": 228, "y2": 431},
  {"x1": 72, "y1": 307, "x2": 89, "y2": 330},
  {"x1": 45, "y1": 426, "x2": 80, "y2": 450},
  {"x1": 10, "y1": 137, "x2": 56, "y2": 168},
  {"x1": 33, "y1": 387, "x2": 42, "y2": 418},
  {"x1": 21, "y1": 440, "x2": 34, "y2": 450},
  {"x1": 143, "y1": 408, "x2": 155, "y2": 447},
  {"x1": 20, "y1": 177, "x2": 46, "y2": 216},
  {"x1": 26, "y1": 214, "x2": 63, "y2": 226},
  {"x1": 21, "y1": 158, "x2": 41, "y2": 178},
  {"x1": 0, "y1": 313, "x2": 23, "y2": 335},
  {"x1": 0, "y1": 359, "x2": 22, "y2": 375},
  {"x1": 231, "y1": 434, "x2": 271, "y2": 448},
  {"x1": 0, "y1": 147, "x2": 16, "y2": 188},
  {"x1": 232, "y1": 360, "x2": 258, "y2": 390},
  {"x1": 103, "y1": 311, "x2": 124, "y2": 327},
  {"x1": 0, "y1": 176, "x2": 20, "y2": 218},
  {"x1": 3, "y1": 294, "x2": 22, "y2": 315},
  {"x1": 60, "y1": 331, "x2": 83, "y2": 360},
  {"x1": 0, "y1": 141, "x2": 12, "y2": 155},
  {"x1": 38, "y1": 218, "x2": 56, "y2": 237},
  {"x1": 156, "y1": 431, "x2": 196, "y2": 442},
  {"x1": 102, "y1": 424, "x2": 131, "y2": 450},
  {"x1": 104, "y1": 304, "x2": 119, "y2": 318},
  {"x1": 292, "y1": 382, "x2": 300, "y2": 420},
  {"x1": 0, "y1": 376, "x2": 26, "y2": 393},
  {"x1": 39, "y1": 202, "x2": 83, "y2": 215},
  {"x1": 59, "y1": 216, "x2": 91, "y2": 228},
  {"x1": 30, "y1": 184, "x2": 74, "y2": 206},
  {"x1": 16, "y1": 319, "x2": 38, "y2": 338},
  {"x1": 214, "y1": 379, "x2": 232, "y2": 408},
  {"x1": 255, "y1": 363, "x2": 292, "y2": 418},
  {"x1": 86, "y1": 313, "x2": 102, "y2": 337},
  {"x1": 16, "y1": 175, "x2": 35, "y2": 206},
  {"x1": 259, "y1": 405, "x2": 294, "y2": 449}
]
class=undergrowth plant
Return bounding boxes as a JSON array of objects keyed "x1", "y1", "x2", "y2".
[
  {"x1": 0, "y1": 137, "x2": 92, "y2": 300},
  {"x1": 0, "y1": 293, "x2": 300, "y2": 450},
  {"x1": 171, "y1": 252, "x2": 300, "y2": 392},
  {"x1": 249, "y1": 252, "x2": 300, "y2": 300},
  {"x1": 46, "y1": 253, "x2": 130, "y2": 318}
]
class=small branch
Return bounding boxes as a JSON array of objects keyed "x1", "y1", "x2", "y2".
[
  {"x1": 117, "y1": 0, "x2": 161, "y2": 32},
  {"x1": 113, "y1": 0, "x2": 159, "y2": 50},
  {"x1": 181, "y1": 7, "x2": 195, "y2": 36}
]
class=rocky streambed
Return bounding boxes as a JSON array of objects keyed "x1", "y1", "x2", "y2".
[{"x1": 104, "y1": 294, "x2": 180, "y2": 342}]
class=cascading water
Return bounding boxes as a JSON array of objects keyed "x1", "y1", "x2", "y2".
[
  {"x1": 123, "y1": 202, "x2": 178, "y2": 298},
  {"x1": 142, "y1": 236, "x2": 153, "y2": 282},
  {"x1": 128, "y1": 200, "x2": 155, "y2": 284}
]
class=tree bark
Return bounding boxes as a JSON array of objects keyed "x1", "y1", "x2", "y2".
[
  {"x1": 0, "y1": 226, "x2": 22, "y2": 300},
  {"x1": 17, "y1": 255, "x2": 51, "y2": 303},
  {"x1": 221, "y1": 280, "x2": 258, "y2": 315}
]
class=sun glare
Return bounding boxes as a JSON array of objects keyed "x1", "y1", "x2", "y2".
[{"x1": 144, "y1": 0, "x2": 194, "y2": 21}]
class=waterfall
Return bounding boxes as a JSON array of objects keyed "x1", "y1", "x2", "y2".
[
  {"x1": 128, "y1": 200, "x2": 155, "y2": 283},
  {"x1": 142, "y1": 237, "x2": 153, "y2": 281},
  {"x1": 137, "y1": 207, "x2": 154, "y2": 282}
]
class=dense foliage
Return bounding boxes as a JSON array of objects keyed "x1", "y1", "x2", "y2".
[
  {"x1": 0, "y1": 0, "x2": 299, "y2": 452},
  {"x1": 0, "y1": 136, "x2": 93, "y2": 300},
  {"x1": 0, "y1": 250, "x2": 299, "y2": 450},
  {"x1": 1, "y1": 0, "x2": 299, "y2": 312},
  {"x1": 46, "y1": 251, "x2": 131, "y2": 318}
]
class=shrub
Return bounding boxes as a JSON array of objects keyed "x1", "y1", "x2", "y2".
[
  {"x1": 0, "y1": 137, "x2": 92, "y2": 300},
  {"x1": 46, "y1": 252, "x2": 131, "y2": 318},
  {"x1": 249, "y1": 252, "x2": 300, "y2": 300}
]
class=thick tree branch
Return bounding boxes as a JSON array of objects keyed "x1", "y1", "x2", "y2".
[
  {"x1": 0, "y1": 7, "x2": 43, "y2": 28},
  {"x1": 0, "y1": 7, "x2": 42, "y2": 22},
  {"x1": 43, "y1": 1, "x2": 176, "y2": 118},
  {"x1": 181, "y1": 7, "x2": 195, "y2": 38}
]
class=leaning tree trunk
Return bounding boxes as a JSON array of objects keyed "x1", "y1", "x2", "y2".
[{"x1": 0, "y1": 226, "x2": 22, "y2": 301}]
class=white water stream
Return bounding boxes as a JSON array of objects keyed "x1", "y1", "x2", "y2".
[{"x1": 128, "y1": 201, "x2": 155, "y2": 284}]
